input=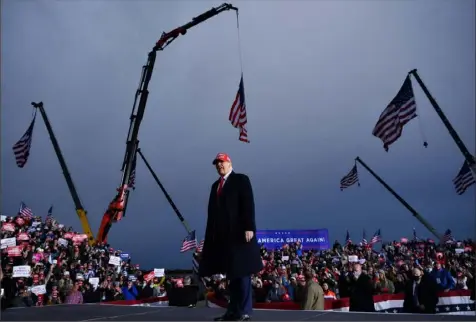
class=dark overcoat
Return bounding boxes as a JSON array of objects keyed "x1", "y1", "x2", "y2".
[
  {"x1": 198, "y1": 171, "x2": 263, "y2": 279},
  {"x1": 402, "y1": 275, "x2": 439, "y2": 314},
  {"x1": 348, "y1": 273, "x2": 376, "y2": 312}
]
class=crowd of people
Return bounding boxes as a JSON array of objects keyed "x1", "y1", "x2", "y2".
[
  {"x1": 206, "y1": 238, "x2": 475, "y2": 313},
  {"x1": 0, "y1": 213, "x2": 175, "y2": 309},
  {"x1": 2, "y1": 210, "x2": 475, "y2": 314}
]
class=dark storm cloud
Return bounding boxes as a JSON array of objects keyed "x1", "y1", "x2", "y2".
[{"x1": 2, "y1": 0, "x2": 474, "y2": 268}]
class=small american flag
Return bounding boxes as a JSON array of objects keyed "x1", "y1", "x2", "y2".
[
  {"x1": 128, "y1": 152, "x2": 137, "y2": 190},
  {"x1": 372, "y1": 76, "x2": 417, "y2": 152},
  {"x1": 180, "y1": 230, "x2": 197, "y2": 253},
  {"x1": 229, "y1": 74, "x2": 250, "y2": 143},
  {"x1": 453, "y1": 161, "x2": 475, "y2": 195},
  {"x1": 441, "y1": 229, "x2": 454, "y2": 244},
  {"x1": 13, "y1": 114, "x2": 37, "y2": 168},
  {"x1": 197, "y1": 239, "x2": 204, "y2": 252},
  {"x1": 413, "y1": 227, "x2": 419, "y2": 241},
  {"x1": 47, "y1": 205, "x2": 53, "y2": 217},
  {"x1": 19, "y1": 202, "x2": 33, "y2": 219},
  {"x1": 370, "y1": 229, "x2": 382, "y2": 244},
  {"x1": 340, "y1": 164, "x2": 359, "y2": 190},
  {"x1": 361, "y1": 230, "x2": 368, "y2": 246},
  {"x1": 345, "y1": 230, "x2": 352, "y2": 245}
]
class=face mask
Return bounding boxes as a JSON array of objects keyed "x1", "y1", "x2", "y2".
[{"x1": 413, "y1": 275, "x2": 421, "y2": 281}]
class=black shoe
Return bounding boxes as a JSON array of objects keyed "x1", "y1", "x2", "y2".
[
  {"x1": 232, "y1": 315, "x2": 251, "y2": 321},
  {"x1": 213, "y1": 314, "x2": 235, "y2": 321}
]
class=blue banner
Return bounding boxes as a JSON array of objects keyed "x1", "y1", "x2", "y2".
[
  {"x1": 120, "y1": 253, "x2": 130, "y2": 260},
  {"x1": 256, "y1": 229, "x2": 330, "y2": 250}
]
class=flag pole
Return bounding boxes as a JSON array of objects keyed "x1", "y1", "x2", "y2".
[
  {"x1": 409, "y1": 69, "x2": 476, "y2": 175},
  {"x1": 355, "y1": 157, "x2": 441, "y2": 240},
  {"x1": 136, "y1": 148, "x2": 191, "y2": 234}
]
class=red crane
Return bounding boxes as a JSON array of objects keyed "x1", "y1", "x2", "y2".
[{"x1": 96, "y1": 3, "x2": 238, "y2": 244}]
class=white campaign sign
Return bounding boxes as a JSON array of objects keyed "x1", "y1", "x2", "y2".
[
  {"x1": 154, "y1": 268, "x2": 165, "y2": 277},
  {"x1": 108, "y1": 256, "x2": 121, "y2": 266},
  {"x1": 58, "y1": 238, "x2": 68, "y2": 247},
  {"x1": 348, "y1": 255, "x2": 359, "y2": 263},
  {"x1": 31, "y1": 285, "x2": 47, "y2": 295},
  {"x1": 13, "y1": 265, "x2": 31, "y2": 278},
  {"x1": 1, "y1": 237, "x2": 16, "y2": 249}
]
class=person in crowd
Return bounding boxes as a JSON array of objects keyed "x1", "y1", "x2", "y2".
[
  {"x1": 348, "y1": 263, "x2": 375, "y2": 312},
  {"x1": 121, "y1": 280, "x2": 138, "y2": 301},
  {"x1": 374, "y1": 269, "x2": 395, "y2": 294},
  {"x1": 65, "y1": 282, "x2": 83, "y2": 304},
  {"x1": 322, "y1": 283, "x2": 336, "y2": 300},
  {"x1": 301, "y1": 270, "x2": 324, "y2": 310},
  {"x1": 402, "y1": 267, "x2": 439, "y2": 314},
  {"x1": 199, "y1": 153, "x2": 262, "y2": 322},
  {"x1": 430, "y1": 262, "x2": 455, "y2": 292}
]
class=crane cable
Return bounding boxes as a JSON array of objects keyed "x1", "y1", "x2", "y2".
[{"x1": 235, "y1": 10, "x2": 244, "y2": 76}]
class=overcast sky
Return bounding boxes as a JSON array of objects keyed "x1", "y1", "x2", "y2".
[{"x1": 2, "y1": 0, "x2": 474, "y2": 269}]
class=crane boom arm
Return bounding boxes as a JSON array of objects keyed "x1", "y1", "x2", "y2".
[
  {"x1": 96, "y1": 3, "x2": 238, "y2": 244},
  {"x1": 32, "y1": 102, "x2": 95, "y2": 246}
]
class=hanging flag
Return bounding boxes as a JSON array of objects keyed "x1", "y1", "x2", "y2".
[
  {"x1": 19, "y1": 202, "x2": 33, "y2": 219},
  {"x1": 370, "y1": 229, "x2": 382, "y2": 244},
  {"x1": 361, "y1": 230, "x2": 368, "y2": 246},
  {"x1": 413, "y1": 227, "x2": 419, "y2": 241},
  {"x1": 372, "y1": 76, "x2": 417, "y2": 151},
  {"x1": 441, "y1": 229, "x2": 454, "y2": 244},
  {"x1": 345, "y1": 230, "x2": 352, "y2": 245},
  {"x1": 180, "y1": 230, "x2": 197, "y2": 253},
  {"x1": 128, "y1": 152, "x2": 137, "y2": 190},
  {"x1": 229, "y1": 74, "x2": 250, "y2": 143},
  {"x1": 197, "y1": 239, "x2": 204, "y2": 253},
  {"x1": 340, "y1": 164, "x2": 360, "y2": 190},
  {"x1": 453, "y1": 161, "x2": 475, "y2": 195},
  {"x1": 12, "y1": 112, "x2": 37, "y2": 168}
]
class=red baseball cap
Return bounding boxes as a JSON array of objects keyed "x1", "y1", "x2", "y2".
[{"x1": 213, "y1": 153, "x2": 231, "y2": 164}]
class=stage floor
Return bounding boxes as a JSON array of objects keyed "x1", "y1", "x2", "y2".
[{"x1": 1, "y1": 304, "x2": 474, "y2": 321}]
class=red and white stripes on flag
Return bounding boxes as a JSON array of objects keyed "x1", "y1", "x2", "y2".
[
  {"x1": 340, "y1": 165, "x2": 359, "y2": 190},
  {"x1": 197, "y1": 239, "x2": 204, "y2": 252},
  {"x1": 13, "y1": 112, "x2": 37, "y2": 168},
  {"x1": 229, "y1": 74, "x2": 250, "y2": 143},
  {"x1": 19, "y1": 202, "x2": 33, "y2": 219},
  {"x1": 372, "y1": 76, "x2": 417, "y2": 152},
  {"x1": 453, "y1": 161, "x2": 475, "y2": 195}
]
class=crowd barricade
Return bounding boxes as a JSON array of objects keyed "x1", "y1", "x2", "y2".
[
  {"x1": 206, "y1": 290, "x2": 474, "y2": 315},
  {"x1": 104, "y1": 296, "x2": 169, "y2": 307},
  {"x1": 103, "y1": 290, "x2": 474, "y2": 315}
]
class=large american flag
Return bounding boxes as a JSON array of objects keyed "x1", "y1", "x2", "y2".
[
  {"x1": 229, "y1": 74, "x2": 250, "y2": 143},
  {"x1": 128, "y1": 152, "x2": 137, "y2": 190},
  {"x1": 180, "y1": 230, "x2": 197, "y2": 253},
  {"x1": 370, "y1": 229, "x2": 382, "y2": 244},
  {"x1": 453, "y1": 161, "x2": 475, "y2": 195},
  {"x1": 12, "y1": 114, "x2": 37, "y2": 168},
  {"x1": 361, "y1": 230, "x2": 368, "y2": 246},
  {"x1": 19, "y1": 202, "x2": 33, "y2": 219},
  {"x1": 372, "y1": 76, "x2": 417, "y2": 152},
  {"x1": 340, "y1": 164, "x2": 359, "y2": 190},
  {"x1": 441, "y1": 229, "x2": 454, "y2": 244}
]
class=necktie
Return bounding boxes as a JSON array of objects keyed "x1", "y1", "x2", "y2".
[{"x1": 217, "y1": 177, "x2": 225, "y2": 196}]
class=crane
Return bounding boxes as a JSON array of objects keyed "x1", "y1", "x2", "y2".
[
  {"x1": 96, "y1": 3, "x2": 238, "y2": 244},
  {"x1": 32, "y1": 102, "x2": 95, "y2": 245}
]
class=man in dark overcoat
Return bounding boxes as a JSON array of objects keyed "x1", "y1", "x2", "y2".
[{"x1": 199, "y1": 153, "x2": 263, "y2": 321}]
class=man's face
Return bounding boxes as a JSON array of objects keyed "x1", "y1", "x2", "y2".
[{"x1": 215, "y1": 160, "x2": 232, "y2": 177}]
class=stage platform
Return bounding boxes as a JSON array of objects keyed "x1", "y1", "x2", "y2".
[{"x1": 2, "y1": 304, "x2": 474, "y2": 321}]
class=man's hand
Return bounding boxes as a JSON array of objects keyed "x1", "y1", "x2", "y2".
[
  {"x1": 419, "y1": 304, "x2": 425, "y2": 311},
  {"x1": 245, "y1": 231, "x2": 254, "y2": 242}
]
